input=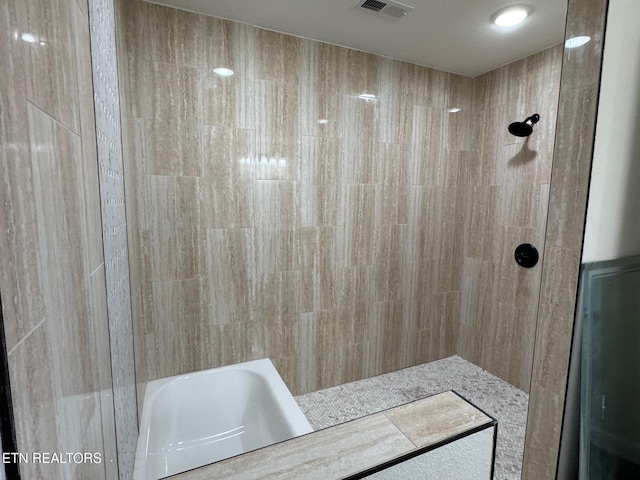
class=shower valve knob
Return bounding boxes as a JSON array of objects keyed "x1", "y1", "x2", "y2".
[{"x1": 514, "y1": 243, "x2": 539, "y2": 268}]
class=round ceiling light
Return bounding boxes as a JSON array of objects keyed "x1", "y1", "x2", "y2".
[
  {"x1": 493, "y1": 6, "x2": 531, "y2": 27},
  {"x1": 565, "y1": 36, "x2": 591, "y2": 48},
  {"x1": 213, "y1": 67, "x2": 234, "y2": 77}
]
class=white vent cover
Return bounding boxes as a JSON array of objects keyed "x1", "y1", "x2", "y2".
[{"x1": 355, "y1": 0, "x2": 414, "y2": 19}]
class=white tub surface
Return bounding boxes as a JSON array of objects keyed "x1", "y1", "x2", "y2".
[{"x1": 133, "y1": 359, "x2": 313, "y2": 480}]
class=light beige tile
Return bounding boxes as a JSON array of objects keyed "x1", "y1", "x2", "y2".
[
  {"x1": 372, "y1": 227, "x2": 407, "y2": 303},
  {"x1": 375, "y1": 143, "x2": 408, "y2": 225},
  {"x1": 385, "y1": 391, "x2": 491, "y2": 447},
  {"x1": 300, "y1": 135, "x2": 341, "y2": 186},
  {"x1": 300, "y1": 40, "x2": 346, "y2": 138},
  {"x1": 146, "y1": 1, "x2": 205, "y2": 67},
  {"x1": 0, "y1": 95, "x2": 44, "y2": 355},
  {"x1": 462, "y1": 186, "x2": 502, "y2": 261},
  {"x1": 25, "y1": 0, "x2": 80, "y2": 132},
  {"x1": 72, "y1": 0, "x2": 102, "y2": 272},
  {"x1": 151, "y1": 279, "x2": 206, "y2": 377},
  {"x1": 122, "y1": 116, "x2": 149, "y2": 230},
  {"x1": 435, "y1": 222, "x2": 463, "y2": 292},
  {"x1": 254, "y1": 228, "x2": 300, "y2": 275},
  {"x1": 490, "y1": 302, "x2": 536, "y2": 392},
  {"x1": 531, "y1": 247, "x2": 581, "y2": 395},
  {"x1": 562, "y1": 0, "x2": 608, "y2": 89},
  {"x1": 27, "y1": 103, "x2": 98, "y2": 395},
  {"x1": 459, "y1": 258, "x2": 496, "y2": 331},
  {"x1": 373, "y1": 299, "x2": 408, "y2": 372},
  {"x1": 345, "y1": 49, "x2": 379, "y2": 98},
  {"x1": 301, "y1": 183, "x2": 341, "y2": 228},
  {"x1": 254, "y1": 180, "x2": 299, "y2": 229},
  {"x1": 8, "y1": 324, "x2": 62, "y2": 480},
  {"x1": 142, "y1": 65, "x2": 202, "y2": 176},
  {"x1": 74, "y1": 0, "x2": 88, "y2": 20},
  {"x1": 208, "y1": 321, "x2": 261, "y2": 367},
  {"x1": 545, "y1": 84, "x2": 599, "y2": 250},
  {"x1": 256, "y1": 80, "x2": 300, "y2": 181},
  {"x1": 176, "y1": 176, "x2": 205, "y2": 279},
  {"x1": 257, "y1": 28, "x2": 301, "y2": 85},
  {"x1": 147, "y1": 175, "x2": 178, "y2": 281},
  {"x1": 206, "y1": 228, "x2": 256, "y2": 325},
  {"x1": 402, "y1": 259, "x2": 437, "y2": 332},
  {"x1": 406, "y1": 186, "x2": 443, "y2": 261},
  {"x1": 271, "y1": 354, "x2": 303, "y2": 396},
  {"x1": 254, "y1": 270, "x2": 301, "y2": 325},
  {"x1": 413, "y1": 65, "x2": 447, "y2": 108},
  {"x1": 430, "y1": 291, "x2": 460, "y2": 359},
  {"x1": 201, "y1": 126, "x2": 255, "y2": 229},
  {"x1": 522, "y1": 384, "x2": 564, "y2": 480},
  {"x1": 172, "y1": 413, "x2": 413, "y2": 480},
  {"x1": 201, "y1": 19, "x2": 258, "y2": 131},
  {"x1": 378, "y1": 58, "x2": 414, "y2": 144},
  {"x1": 409, "y1": 106, "x2": 445, "y2": 186},
  {"x1": 336, "y1": 184, "x2": 376, "y2": 267},
  {"x1": 300, "y1": 227, "x2": 336, "y2": 312}
]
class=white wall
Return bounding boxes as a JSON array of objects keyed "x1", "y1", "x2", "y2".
[{"x1": 582, "y1": 0, "x2": 640, "y2": 263}]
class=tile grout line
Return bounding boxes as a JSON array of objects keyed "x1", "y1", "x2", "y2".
[{"x1": 7, "y1": 317, "x2": 46, "y2": 357}]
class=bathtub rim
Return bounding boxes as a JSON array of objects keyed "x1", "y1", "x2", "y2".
[{"x1": 133, "y1": 358, "x2": 312, "y2": 480}]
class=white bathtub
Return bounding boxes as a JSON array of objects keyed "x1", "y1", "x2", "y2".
[{"x1": 133, "y1": 359, "x2": 313, "y2": 480}]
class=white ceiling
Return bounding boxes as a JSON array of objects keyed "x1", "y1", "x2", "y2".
[{"x1": 146, "y1": 0, "x2": 568, "y2": 77}]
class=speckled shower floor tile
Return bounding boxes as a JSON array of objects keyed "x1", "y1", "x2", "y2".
[{"x1": 295, "y1": 355, "x2": 528, "y2": 480}]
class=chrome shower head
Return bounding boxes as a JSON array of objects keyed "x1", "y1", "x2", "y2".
[{"x1": 508, "y1": 114, "x2": 540, "y2": 137}]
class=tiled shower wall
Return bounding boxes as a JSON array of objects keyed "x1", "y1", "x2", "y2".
[
  {"x1": 116, "y1": 0, "x2": 473, "y2": 395},
  {"x1": 0, "y1": 0, "x2": 120, "y2": 478},
  {"x1": 116, "y1": 0, "x2": 562, "y2": 396},
  {"x1": 458, "y1": 46, "x2": 563, "y2": 391}
]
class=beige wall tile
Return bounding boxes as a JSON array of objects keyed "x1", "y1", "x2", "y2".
[
  {"x1": 73, "y1": 2, "x2": 103, "y2": 272},
  {"x1": 256, "y1": 80, "x2": 300, "y2": 180},
  {"x1": 522, "y1": 0, "x2": 608, "y2": 476},
  {"x1": 300, "y1": 135, "x2": 341, "y2": 186},
  {"x1": 24, "y1": 0, "x2": 80, "y2": 133},
  {"x1": 147, "y1": 175, "x2": 179, "y2": 280},
  {"x1": 345, "y1": 49, "x2": 379, "y2": 98},
  {"x1": 300, "y1": 41, "x2": 346, "y2": 138},
  {"x1": 201, "y1": 126, "x2": 255, "y2": 228},
  {"x1": 300, "y1": 227, "x2": 337, "y2": 312},
  {"x1": 522, "y1": 384, "x2": 564, "y2": 480},
  {"x1": 545, "y1": 84, "x2": 600, "y2": 250},
  {"x1": 562, "y1": 0, "x2": 608, "y2": 89},
  {"x1": 206, "y1": 228, "x2": 256, "y2": 325},
  {"x1": 378, "y1": 58, "x2": 415, "y2": 144},
  {"x1": 146, "y1": 2, "x2": 205, "y2": 68},
  {"x1": 8, "y1": 324, "x2": 63, "y2": 480},
  {"x1": 257, "y1": 29, "x2": 301, "y2": 85}
]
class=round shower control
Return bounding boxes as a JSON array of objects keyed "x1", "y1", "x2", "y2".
[{"x1": 514, "y1": 243, "x2": 539, "y2": 268}]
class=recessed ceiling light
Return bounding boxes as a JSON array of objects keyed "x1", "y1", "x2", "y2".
[
  {"x1": 317, "y1": 119, "x2": 329, "y2": 124},
  {"x1": 213, "y1": 67, "x2": 234, "y2": 77},
  {"x1": 447, "y1": 107, "x2": 461, "y2": 113},
  {"x1": 493, "y1": 6, "x2": 531, "y2": 27},
  {"x1": 358, "y1": 93, "x2": 377, "y2": 101},
  {"x1": 565, "y1": 36, "x2": 591, "y2": 49}
]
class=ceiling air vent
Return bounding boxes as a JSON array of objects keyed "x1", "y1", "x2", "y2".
[{"x1": 356, "y1": 0, "x2": 414, "y2": 19}]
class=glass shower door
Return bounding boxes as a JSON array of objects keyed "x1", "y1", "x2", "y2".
[{"x1": 580, "y1": 256, "x2": 640, "y2": 479}]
